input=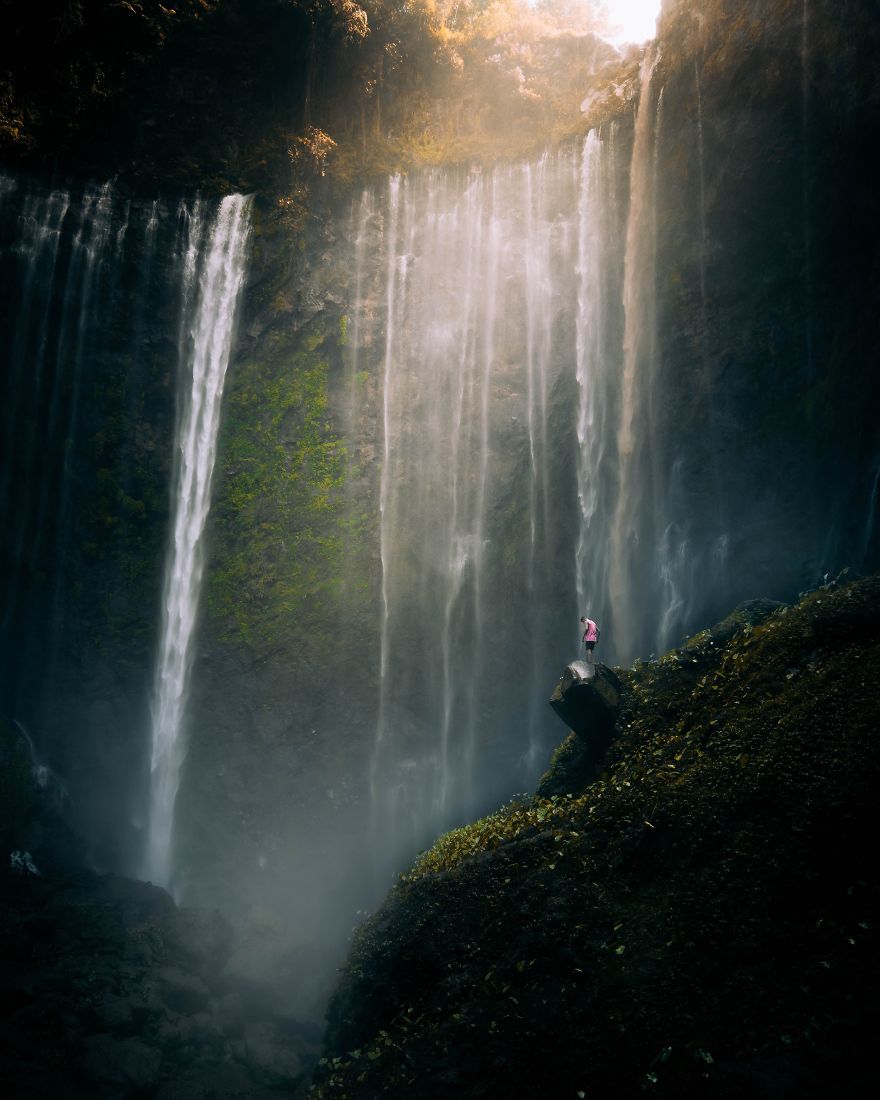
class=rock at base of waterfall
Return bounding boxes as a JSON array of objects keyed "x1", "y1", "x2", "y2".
[
  {"x1": 539, "y1": 662, "x2": 621, "y2": 797},
  {"x1": 0, "y1": 866, "x2": 319, "y2": 1097},
  {"x1": 548, "y1": 661, "x2": 621, "y2": 739},
  {"x1": 80, "y1": 1034, "x2": 162, "y2": 1092}
]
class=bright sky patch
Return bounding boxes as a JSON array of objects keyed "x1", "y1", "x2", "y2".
[{"x1": 603, "y1": 0, "x2": 661, "y2": 45}]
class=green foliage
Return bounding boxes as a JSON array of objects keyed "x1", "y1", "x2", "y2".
[
  {"x1": 1, "y1": 0, "x2": 623, "y2": 193},
  {"x1": 208, "y1": 326, "x2": 351, "y2": 647},
  {"x1": 405, "y1": 793, "x2": 586, "y2": 879}
]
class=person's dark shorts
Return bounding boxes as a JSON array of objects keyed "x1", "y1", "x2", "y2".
[{"x1": 584, "y1": 641, "x2": 596, "y2": 652}]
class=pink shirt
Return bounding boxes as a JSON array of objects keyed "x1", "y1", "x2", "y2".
[{"x1": 583, "y1": 619, "x2": 598, "y2": 643}]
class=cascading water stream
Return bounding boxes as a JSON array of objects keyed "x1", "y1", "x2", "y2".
[
  {"x1": 801, "y1": 0, "x2": 814, "y2": 388},
  {"x1": 144, "y1": 194, "x2": 252, "y2": 888},
  {"x1": 693, "y1": 59, "x2": 710, "y2": 364},
  {"x1": 609, "y1": 46, "x2": 661, "y2": 662},
  {"x1": 0, "y1": 177, "x2": 255, "y2": 867},
  {"x1": 574, "y1": 129, "x2": 620, "y2": 649},
  {"x1": 48, "y1": 184, "x2": 118, "y2": 651},
  {"x1": 361, "y1": 146, "x2": 621, "y2": 881},
  {"x1": 0, "y1": 187, "x2": 71, "y2": 635}
]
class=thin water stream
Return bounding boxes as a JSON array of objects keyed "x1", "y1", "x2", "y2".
[{"x1": 145, "y1": 194, "x2": 252, "y2": 887}]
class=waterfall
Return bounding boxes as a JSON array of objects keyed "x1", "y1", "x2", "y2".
[
  {"x1": 50, "y1": 184, "x2": 119, "y2": 651},
  {"x1": 346, "y1": 188, "x2": 377, "y2": 445},
  {"x1": 801, "y1": 0, "x2": 814, "y2": 387},
  {"x1": 358, "y1": 147, "x2": 622, "y2": 878},
  {"x1": 0, "y1": 185, "x2": 71, "y2": 638},
  {"x1": 609, "y1": 47, "x2": 661, "y2": 662},
  {"x1": 144, "y1": 194, "x2": 252, "y2": 888},
  {"x1": 694, "y1": 60, "x2": 709, "y2": 326},
  {"x1": 0, "y1": 177, "x2": 238, "y2": 869},
  {"x1": 0, "y1": 178, "x2": 138, "y2": 684},
  {"x1": 574, "y1": 129, "x2": 622, "y2": 658}
]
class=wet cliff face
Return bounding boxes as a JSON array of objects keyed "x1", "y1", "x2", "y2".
[
  {"x1": 0, "y1": 177, "x2": 180, "y2": 872},
  {"x1": 648, "y1": 0, "x2": 880, "y2": 621},
  {"x1": 173, "y1": 0, "x2": 880, "y2": 944}
]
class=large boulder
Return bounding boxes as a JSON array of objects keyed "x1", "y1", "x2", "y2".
[
  {"x1": 548, "y1": 661, "x2": 621, "y2": 740},
  {"x1": 540, "y1": 663, "x2": 622, "y2": 796}
]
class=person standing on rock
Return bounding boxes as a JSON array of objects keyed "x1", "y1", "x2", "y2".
[{"x1": 580, "y1": 616, "x2": 600, "y2": 666}]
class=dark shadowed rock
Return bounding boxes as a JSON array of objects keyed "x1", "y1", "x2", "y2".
[
  {"x1": 165, "y1": 907, "x2": 234, "y2": 973},
  {"x1": 88, "y1": 994, "x2": 137, "y2": 1036},
  {"x1": 80, "y1": 1034, "x2": 161, "y2": 1092},
  {"x1": 0, "y1": 865, "x2": 318, "y2": 1097},
  {"x1": 548, "y1": 661, "x2": 621, "y2": 740},
  {"x1": 229, "y1": 1020, "x2": 307, "y2": 1086},
  {"x1": 540, "y1": 663, "x2": 622, "y2": 796},
  {"x1": 154, "y1": 1063, "x2": 281, "y2": 1099},
  {"x1": 156, "y1": 966, "x2": 212, "y2": 1015},
  {"x1": 689, "y1": 599, "x2": 787, "y2": 649}
]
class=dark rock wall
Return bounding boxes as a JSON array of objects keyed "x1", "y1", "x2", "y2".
[
  {"x1": 0, "y1": 176, "x2": 180, "y2": 872},
  {"x1": 650, "y1": 0, "x2": 880, "y2": 624}
]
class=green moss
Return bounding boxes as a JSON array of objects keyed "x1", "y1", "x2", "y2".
[
  {"x1": 301, "y1": 327, "x2": 327, "y2": 352},
  {"x1": 405, "y1": 793, "x2": 586, "y2": 881},
  {"x1": 208, "y1": 327, "x2": 356, "y2": 648},
  {"x1": 535, "y1": 731, "x2": 592, "y2": 799}
]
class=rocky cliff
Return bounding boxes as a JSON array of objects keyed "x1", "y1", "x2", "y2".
[{"x1": 174, "y1": 0, "x2": 880, "y2": 959}]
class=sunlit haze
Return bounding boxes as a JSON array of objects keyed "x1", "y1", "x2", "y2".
[{"x1": 603, "y1": 0, "x2": 661, "y2": 45}]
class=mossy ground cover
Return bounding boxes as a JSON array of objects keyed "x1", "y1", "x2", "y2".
[{"x1": 311, "y1": 576, "x2": 880, "y2": 1098}]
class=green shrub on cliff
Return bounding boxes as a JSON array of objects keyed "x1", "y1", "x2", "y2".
[{"x1": 1, "y1": 0, "x2": 621, "y2": 192}]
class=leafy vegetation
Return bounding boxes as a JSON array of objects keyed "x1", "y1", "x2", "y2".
[
  {"x1": 312, "y1": 575, "x2": 880, "y2": 1097},
  {"x1": 0, "y1": 0, "x2": 624, "y2": 194}
]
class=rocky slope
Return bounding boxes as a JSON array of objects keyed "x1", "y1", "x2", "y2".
[
  {"x1": 312, "y1": 575, "x2": 880, "y2": 1098},
  {"x1": 0, "y1": 865, "x2": 326, "y2": 1098},
  {"x1": 0, "y1": 718, "x2": 322, "y2": 1098}
]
